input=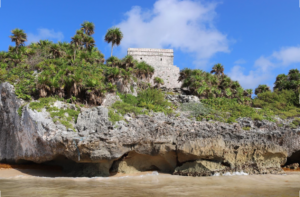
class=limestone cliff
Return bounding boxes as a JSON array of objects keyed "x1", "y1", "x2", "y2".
[{"x1": 1, "y1": 82, "x2": 300, "y2": 177}]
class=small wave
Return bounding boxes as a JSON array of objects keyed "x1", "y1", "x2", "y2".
[{"x1": 213, "y1": 171, "x2": 248, "y2": 176}]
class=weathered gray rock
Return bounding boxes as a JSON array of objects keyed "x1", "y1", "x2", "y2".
[
  {"x1": 101, "y1": 93, "x2": 121, "y2": 107},
  {"x1": 174, "y1": 160, "x2": 227, "y2": 176},
  {"x1": 1, "y1": 82, "x2": 300, "y2": 177},
  {"x1": 166, "y1": 94, "x2": 200, "y2": 103}
]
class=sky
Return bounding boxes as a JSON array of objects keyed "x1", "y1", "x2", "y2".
[{"x1": 1, "y1": 0, "x2": 300, "y2": 91}]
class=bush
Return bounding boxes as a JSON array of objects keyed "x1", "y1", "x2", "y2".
[
  {"x1": 108, "y1": 109, "x2": 123, "y2": 124},
  {"x1": 29, "y1": 97, "x2": 56, "y2": 111},
  {"x1": 199, "y1": 98, "x2": 274, "y2": 123},
  {"x1": 180, "y1": 103, "x2": 210, "y2": 117},
  {"x1": 29, "y1": 97, "x2": 80, "y2": 130},
  {"x1": 111, "y1": 101, "x2": 144, "y2": 116},
  {"x1": 119, "y1": 93, "x2": 139, "y2": 106},
  {"x1": 253, "y1": 90, "x2": 300, "y2": 119},
  {"x1": 292, "y1": 117, "x2": 300, "y2": 126},
  {"x1": 118, "y1": 88, "x2": 173, "y2": 115}
]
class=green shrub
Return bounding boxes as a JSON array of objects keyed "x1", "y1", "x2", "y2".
[
  {"x1": 253, "y1": 90, "x2": 300, "y2": 119},
  {"x1": 29, "y1": 98, "x2": 80, "y2": 130},
  {"x1": 199, "y1": 98, "x2": 274, "y2": 123},
  {"x1": 243, "y1": 127, "x2": 251, "y2": 131},
  {"x1": 292, "y1": 117, "x2": 300, "y2": 126},
  {"x1": 108, "y1": 109, "x2": 123, "y2": 124},
  {"x1": 111, "y1": 101, "x2": 144, "y2": 116},
  {"x1": 119, "y1": 93, "x2": 139, "y2": 106},
  {"x1": 29, "y1": 97, "x2": 56, "y2": 112},
  {"x1": 118, "y1": 88, "x2": 174, "y2": 115},
  {"x1": 180, "y1": 103, "x2": 210, "y2": 117}
]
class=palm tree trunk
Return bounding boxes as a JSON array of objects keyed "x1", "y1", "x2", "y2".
[
  {"x1": 111, "y1": 44, "x2": 114, "y2": 57},
  {"x1": 74, "y1": 49, "x2": 76, "y2": 61}
]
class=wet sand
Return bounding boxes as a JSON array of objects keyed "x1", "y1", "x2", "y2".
[{"x1": 0, "y1": 167, "x2": 300, "y2": 197}]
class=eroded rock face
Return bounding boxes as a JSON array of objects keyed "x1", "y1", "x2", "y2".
[{"x1": 1, "y1": 82, "x2": 300, "y2": 177}]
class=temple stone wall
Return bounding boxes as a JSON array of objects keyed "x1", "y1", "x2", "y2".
[{"x1": 128, "y1": 48, "x2": 182, "y2": 88}]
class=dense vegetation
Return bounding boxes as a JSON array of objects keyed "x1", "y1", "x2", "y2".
[
  {"x1": 179, "y1": 66, "x2": 300, "y2": 123},
  {"x1": 178, "y1": 64, "x2": 252, "y2": 103},
  {"x1": 1, "y1": 22, "x2": 300, "y2": 127},
  {"x1": 109, "y1": 88, "x2": 174, "y2": 124},
  {"x1": 0, "y1": 22, "x2": 154, "y2": 106}
]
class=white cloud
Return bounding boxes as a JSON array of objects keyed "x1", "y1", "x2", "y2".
[
  {"x1": 254, "y1": 56, "x2": 274, "y2": 72},
  {"x1": 228, "y1": 46, "x2": 300, "y2": 91},
  {"x1": 117, "y1": 0, "x2": 229, "y2": 68},
  {"x1": 27, "y1": 28, "x2": 64, "y2": 43},
  {"x1": 228, "y1": 65, "x2": 272, "y2": 90},
  {"x1": 234, "y1": 59, "x2": 246, "y2": 65},
  {"x1": 272, "y1": 46, "x2": 300, "y2": 65}
]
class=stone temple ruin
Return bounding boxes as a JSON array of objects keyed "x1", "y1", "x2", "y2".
[{"x1": 128, "y1": 48, "x2": 182, "y2": 89}]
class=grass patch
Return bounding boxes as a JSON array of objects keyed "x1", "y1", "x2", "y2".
[
  {"x1": 29, "y1": 98, "x2": 80, "y2": 130},
  {"x1": 180, "y1": 102, "x2": 210, "y2": 117},
  {"x1": 197, "y1": 98, "x2": 274, "y2": 123},
  {"x1": 243, "y1": 127, "x2": 251, "y2": 131},
  {"x1": 17, "y1": 104, "x2": 26, "y2": 117},
  {"x1": 109, "y1": 88, "x2": 174, "y2": 124},
  {"x1": 292, "y1": 117, "x2": 300, "y2": 126},
  {"x1": 116, "y1": 88, "x2": 174, "y2": 115},
  {"x1": 108, "y1": 110, "x2": 123, "y2": 124},
  {"x1": 253, "y1": 90, "x2": 300, "y2": 119},
  {"x1": 29, "y1": 97, "x2": 56, "y2": 112},
  {"x1": 111, "y1": 101, "x2": 144, "y2": 116}
]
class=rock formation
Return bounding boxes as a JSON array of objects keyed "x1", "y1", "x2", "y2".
[{"x1": 1, "y1": 82, "x2": 300, "y2": 177}]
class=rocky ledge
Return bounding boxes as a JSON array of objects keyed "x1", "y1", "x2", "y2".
[{"x1": 1, "y1": 82, "x2": 300, "y2": 177}]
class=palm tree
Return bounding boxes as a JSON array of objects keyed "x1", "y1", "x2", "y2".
[
  {"x1": 220, "y1": 76, "x2": 232, "y2": 89},
  {"x1": 178, "y1": 68, "x2": 192, "y2": 82},
  {"x1": 210, "y1": 63, "x2": 224, "y2": 76},
  {"x1": 107, "y1": 67, "x2": 121, "y2": 83},
  {"x1": 288, "y1": 69, "x2": 300, "y2": 81},
  {"x1": 106, "y1": 56, "x2": 121, "y2": 67},
  {"x1": 9, "y1": 29, "x2": 27, "y2": 53},
  {"x1": 135, "y1": 61, "x2": 154, "y2": 81},
  {"x1": 0, "y1": 51, "x2": 8, "y2": 62},
  {"x1": 274, "y1": 74, "x2": 287, "y2": 91},
  {"x1": 8, "y1": 53, "x2": 24, "y2": 66},
  {"x1": 244, "y1": 89, "x2": 253, "y2": 97},
  {"x1": 83, "y1": 36, "x2": 95, "y2": 51},
  {"x1": 154, "y1": 77, "x2": 164, "y2": 89},
  {"x1": 38, "y1": 40, "x2": 52, "y2": 49},
  {"x1": 105, "y1": 27, "x2": 123, "y2": 57},
  {"x1": 255, "y1": 84, "x2": 271, "y2": 95},
  {"x1": 81, "y1": 21, "x2": 95, "y2": 36},
  {"x1": 49, "y1": 44, "x2": 63, "y2": 58},
  {"x1": 121, "y1": 55, "x2": 137, "y2": 69}
]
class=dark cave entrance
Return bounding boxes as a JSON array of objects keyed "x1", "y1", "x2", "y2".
[{"x1": 285, "y1": 150, "x2": 300, "y2": 166}]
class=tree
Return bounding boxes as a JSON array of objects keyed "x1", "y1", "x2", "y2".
[
  {"x1": 81, "y1": 21, "x2": 95, "y2": 36},
  {"x1": 49, "y1": 44, "x2": 63, "y2": 58},
  {"x1": 288, "y1": 69, "x2": 300, "y2": 81},
  {"x1": 154, "y1": 77, "x2": 164, "y2": 89},
  {"x1": 210, "y1": 63, "x2": 224, "y2": 76},
  {"x1": 106, "y1": 56, "x2": 121, "y2": 67},
  {"x1": 255, "y1": 84, "x2": 271, "y2": 95},
  {"x1": 274, "y1": 74, "x2": 288, "y2": 91},
  {"x1": 83, "y1": 35, "x2": 95, "y2": 51},
  {"x1": 135, "y1": 61, "x2": 154, "y2": 81},
  {"x1": 121, "y1": 55, "x2": 137, "y2": 69},
  {"x1": 104, "y1": 27, "x2": 123, "y2": 57},
  {"x1": 178, "y1": 68, "x2": 192, "y2": 82},
  {"x1": 9, "y1": 29, "x2": 27, "y2": 53}
]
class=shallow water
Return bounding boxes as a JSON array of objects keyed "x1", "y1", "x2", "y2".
[{"x1": 0, "y1": 172, "x2": 300, "y2": 197}]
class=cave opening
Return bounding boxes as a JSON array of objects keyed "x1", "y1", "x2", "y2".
[{"x1": 285, "y1": 150, "x2": 300, "y2": 166}]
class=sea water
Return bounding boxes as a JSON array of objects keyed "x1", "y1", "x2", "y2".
[{"x1": 0, "y1": 171, "x2": 299, "y2": 197}]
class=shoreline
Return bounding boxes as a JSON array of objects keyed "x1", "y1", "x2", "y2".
[{"x1": 1, "y1": 166, "x2": 300, "y2": 179}]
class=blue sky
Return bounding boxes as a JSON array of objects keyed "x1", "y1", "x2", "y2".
[{"x1": 1, "y1": 0, "x2": 300, "y2": 90}]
